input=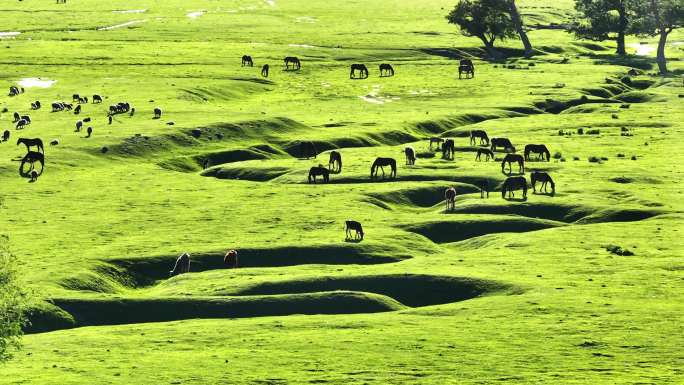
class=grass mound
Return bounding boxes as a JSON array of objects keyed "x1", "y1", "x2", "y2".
[{"x1": 202, "y1": 165, "x2": 292, "y2": 181}]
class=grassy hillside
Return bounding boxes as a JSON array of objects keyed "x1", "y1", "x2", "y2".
[{"x1": 0, "y1": 0, "x2": 682, "y2": 384}]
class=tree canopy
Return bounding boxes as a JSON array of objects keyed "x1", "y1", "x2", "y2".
[{"x1": 446, "y1": 0, "x2": 518, "y2": 58}]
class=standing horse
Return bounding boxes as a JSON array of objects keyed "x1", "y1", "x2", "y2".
[
  {"x1": 475, "y1": 148, "x2": 494, "y2": 161},
  {"x1": 13, "y1": 112, "x2": 20, "y2": 122},
  {"x1": 445, "y1": 187, "x2": 456, "y2": 211},
  {"x1": 350, "y1": 64, "x2": 369, "y2": 79},
  {"x1": 308, "y1": 165, "x2": 330, "y2": 184},
  {"x1": 224, "y1": 250, "x2": 238, "y2": 268},
  {"x1": 531, "y1": 171, "x2": 555, "y2": 195},
  {"x1": 405, "y1": 147, "x2": 416, "y2": 165},
  {"x1": 169, "y1": 253, "x2": 191, "y2": 276},
  {"x1": 459, "y1": 59, "x2": 474, "y2": 79},
  {"x1": 92, "y1": 95, "x2": 103, "y2": 104},
  {"x1": 379, "y1": 63, "x2": 394, "y2": 77},
  {"x1": 328, "y1": 151, "x2": 342, "y2": 173},
  {"x1": 371, "y1": 157, "x2": 397, "y2": 179},
  {"x1": 502, "y1": 176, "x2": 528, "y2": 200},
  {"x1": 524, "y1": 144, "x2": 551, "y2": 161},
  {"x1": 154, "y1": 107, "x2": 162, "y2": 119},
  {"x1": 284, "y1": 57, "x2": 301, "y2": 70},
  {"x1": 429, "y1": 137, "x2": 444, "y2": 151},
  {"x1": 17, "y1": 138, "x2": 44, "y2": 154},
  {"x1": 2, "y1": 130, "x2": 10, "y2": 142},
  {"x1": 241, "y1": 55, "x2": 254, "y2": 67},
  {"x1": 470, "y1": 130, "x2": 489, "y2": 146},
  {"x1": 442, "y1": 139, "x2": 455, "y2": 160},
  {"x1": 501, "y1": 154, "x2": 525, "y2": 175},
  {"x1": 261, "y1": 64, "x2": 270, "y2": 78},
  {"x1": 491, "y1": 137, "x2": 516, "y2": 153},
  {"x1": 345, "y1": 220, "x2": 364, "y2": 241}
]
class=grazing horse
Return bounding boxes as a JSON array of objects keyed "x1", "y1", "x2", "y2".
[
  {"x1": 470, "y1": 130, "x2": 489, "y2": 146},
  {"x1": 15, "y1": 119, "x2": 29, "y2": 130},
  {"x1": 370, "y1": 157, "x2": 397, "y2": 179},
  {"x1": 86, "y1": 127, "x2": 93, "y2": 138},
  {"x1": 445, "y1": 187, "x2": 456, "y2": 211},
  {"x1": 74, "y1": 105, "x2": 81, "y2": 115},
  {"x1": 345, "y1": 220, "x2": 364, "y2": 241},
  {"x1": 429, "y1": 137, "x2": 444, "y2": 151},
  {"x1": 524, "y1": 144, "x2": 550, "y2": 161},
  {"x1": 169, "y1": 253, "x2": 191, "y2": 277},
  {"x1": 379, "y1": 63, "x2": 394, "y2": 77},
  {"x1": 30, "y1": 170, "x2": 39, "y2": 182},
  {"x1": 284, "y1": 56, "x2": 301, "y2": 70},
  {"x1": 531, "y1": 171, "x2": 555, "y2": 195},
  {"x1": 299, "y1": 141, "x2": 318, "y2": 159},
  {"x1": 19, "y1": 151, "x2": 44, "y2": 177},
  {"x1": 491, "y1": 137, "x2": 516, "y2": 153},
  {"x1": 154, "y1": 107, "x2": 162, "y2": 119},
  {"x1": 404, "y1": 147, "x2": 416, "y2": 165},
  {"x1": 241, "y1": 55, "x2": 254, "y2": 67},
  {"x1": 92, "y1": 94, "x2": 103, "y2": 104},
  {"x1": 72, "y1": 94, "x2": 80, "y2": 102},
  {"x1": 475, "y1": 148, "x2": 494, "y2": 161},
  {"x1": 13, "y1": 112, "x2": 20, "y2": 122},
  {"x1": 502, "y1": 176, "x2": 528, "y2": 200},
  {"x1": 261, "y1": 64, "x2": 269, "y2": 78},
  {"x1": 459, "y1": 59, "x2": 474, "y2": 79},
  {"x1": 501, "y1": 153, "x2": 525, "y2": 175},
  {"x1": 328, "y1": 151, "x2": 342, "y2": 172},
  {"x1": 17, "y1": 138, "x2": 45, "y2": 154},
  {"x1": 350, "y1": 64, "x2": 369, "y2": 79},
  {"x1": 2, "y1": 130, "x2": 10, "y2": 142},
  {"x1": 76, "y1": 120, "x2": 83, "y2": 132},
  {"x1": 52, "y1": 102, "x2": 64, "y2": 112},
  {"x1": 31, "y1": 101, "x2": 41, "y2": 110},
  {"x1": 442, "y1": 139, "x2": 455, "y2": 160},
  {"x1": 308, "y1": 165, "x2": 330, "y2": 184},
  {"x1": 224, "y1": 250, "x2": 238, "y2": 268}
]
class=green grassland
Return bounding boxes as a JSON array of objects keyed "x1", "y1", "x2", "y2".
[{"x1": 1, "y1": 0, "x2": 683, "y2": 383}]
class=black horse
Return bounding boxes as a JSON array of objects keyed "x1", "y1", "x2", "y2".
[
  {"x1": 284, "y1": 56, "x2": 301, "y2": 70},
  {"x1": 501, "y1": 153, "x2": 525, "y2": 175},
  {"x1": 241, "y1": 55, "x2": 254, "y2": 67},
  {"x1": 17, "y1": 138, "x2": 44, "y2": 154},
  {"x1": 92, "y1": 94, "x2": 103, "y2": 104},
  {"x1": 470, "y1": 130, "x2": 489, "y2": 146},
  {"x1": 16, "y1": 119, "x2": 29, "y2": 130},
  {"x1": 12, "y1": 112, "x2": 20, "y2": 122},
  {"x1": 405, "y1": 147, "x2": 416, "y2": 165},
  {"x1": 459, "y1": 59, "x2": 474, "y2": 79},
  {"x1": 442, "y1": 139, "x2": 455, "y2": 160},
  {"x1": 379, "y1": 63, "x2": 394, "y2": 77},
  {"x1": 371, "y1": 157, "x2": 397, "y2": 179},
  {"x1": 345, "y1": 220, "x2": 364, "y2": 241},
  {"x1": 328, "y1": 151, "x2": 342, "y2": 173},
  {"x1": 31, "y1": 101, "x2": 41, "y2": 110},
  {"x1": 531, "y1": 171, "x2": 555, "y2": 195},
  {"x1": 74, "y1": 105, "x2": 81, "y2": 115},
  {"x1": 2, "y1": 130, "x2": 10, "y2": 142},
  {"x1": 491, "y1": 137, "x2": 516, "y2": 153},
  {"x1": 299, "y1": 141, "x2": 318, "y2": 159},
  {"x1": 524, "y1": 144, "x2": 551, "y2": 161},
  {"x1": 429, "y1": 137, "x2": 444, "y2": 151},
  {"x1": 502, "y1": 176, "x2": 527, "y2": 200},
  {"x1": 350, "y1": 64, "x2": 369, "y2": 79},
  {"x1": 475, "y1": 148, "x2": 494, "y2": 161},
  {"x1": 261, "y1": 64, "x2": 269, "y2": 78},
  {"x1": 154, "y1": 107, "x2": 162, "y2": 119},
  {"x1": 308, "y1": 166, "x2": 330, "y2": 184}
]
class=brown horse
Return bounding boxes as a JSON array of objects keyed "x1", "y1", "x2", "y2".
[
  {"x1": 224, "y1": 250, "x2": 238, "y2": 268},
  {"x1": 169, "y1": 253, "x2": 191, "y2": 276},
  {"x1": 491, "y1": 137, "x2": 516, "y2": 153},
  {"x1": 350, "y1": 64, "x2": 369, "y2": 79},
  {"x1": 404, "y1": 147, "x2": 416, "y2": 165},
  {"x1": 531, "y1": 171, "x2": 555, "y2": 195},
  {"x1": 261, "y1": 64, "x2": 269, "y2": 78},
  {"x1": 308, "y1": 165, "x2": 330, "y2": 184},
  {"x1": 501, "y1": 153, "x2": 525, "y2": 175},
  {"x1": 371, "y1": 157, "x2": 396, "y2": 179},
  {"x1": 442, "y1": 139, "x2": 455, "y2": 160},
  {"x1": 459, "y1": 59, "x2": 474, "y2": 79},
  {"x1": 284, "y1": 56, "x2": 301, "y2": 70},
  {"x1": 445, "y1": 187, "x2": 456, "y2": 211},
  {"x1": 475, "y1": 148, "x2": 494, "y2": 161},
  {"x1": 470, "y1": 130, "x2": 489, "y2": 146},
  {"x1": 502, "y1": 176, "x2": 527, "y2": 200},
  {"x1": 379, "y1": 63, "x2": 394, "y2": 77},
  {"x1": 524, "y1": 144, "x2": 551, "y2": 161},
  {"x1": 328, "y1": 151, "x2": 342, "y2": 172},
  {"x1": 345, "y1": 220, "x2": 364, "y2": 241},
  {"x1": 241, "y1": 55, "x2": 254, "y2": 67}
]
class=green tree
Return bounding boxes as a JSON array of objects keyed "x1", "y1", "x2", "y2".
[
  {"x1": 0, "y1": 237, "x2": 26, "y2": 363},
  {"x1": 507, "y1": 0, "x2": 534, "y2": 57},
  {"x1": 631, "y1": 0, "x2": 684, "y2": 73},
  {"x1": 446, "y1": 0, "x2": 518, "y2": 58},
  {"x1": 571, "y1": 0, "x2": 633, "y2": 55}
]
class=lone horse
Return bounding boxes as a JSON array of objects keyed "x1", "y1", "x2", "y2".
[
  {"x1": 445, "y1": 187, "x2": 456, "y2": 211},
  {"x1": 524, "y1": 144, "x2": 550, "y2": 161},
  {"x1": 241, "y1": 55, "x2": 254, "y2": 67},
  {"x1": 350, "y1": 64, "x2": 369, "y2": 79},
  {"x1": 169, "y1": 253, "x2": 191, "y2": 276},
  {"x1": 531, "y1": 171, "x2": 555, "y2": 195},
  {"x1": 284, "y1": 56, "x2": 301, "y2": 71},
  {"x1": 475, "y1": 148, "x2": 494, "y2": 161},
  {"x1": 501, "y1": 153, "x2": 525, "y2": 175},
  {"x1": 371, "y1": 157, "x2": 397, "y2": 179},
  {"x1": 442, "y1": 139, "x2": 455, "y2": 160},
  {"x1": 328, "y1": 151, "x2": 342, "y2": 173},
  {"x1": 502, "y1": 176, "x2": 528, "y2": 200},
  {"x1": 345, "y1": 220, "x2": 364, "y2": 241},
  {"x1": 405, "y1": 147, "x2": 416, "y2": 165},
  {"x1": 470, "y1": 130, "x2": 489, "y2": 146},
  {"x1": 224, "y1": 250, "x2": 238, "y2": 268},
  {"x1": 261, "y1": 64, "x2": 269, "y2": 78},
  {"x1": 379, "y1": 63, "x2": 394, "y2": 77},
  {"x1": 17, "y1": 138, "x2": 44, "y2": 154},
  {"x1": 308, "y1": 165, "x2": 330, "y2": 184},
  {"x1": 491, "y1": 137, "x2": 516, "y2": 153},
  {"x1": 459, "y1": 59, "x2": 474, "y2": 79}
]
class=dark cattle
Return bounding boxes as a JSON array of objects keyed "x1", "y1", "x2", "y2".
[
  {"x1": 224, "y1": 250, "x2": 238, "y2": 268},
  {"x1": 379, "y1": 63, "x2": 394, "y2": 77},
  {"x1": 345, "y1": 220, "x2": 364, "y2": 241},
  {"x1": 261, "y1": 64, "x2": 269, "y2": 78},
  {"x1": 442, "y1": 139, "x2": 455, "y2": 160},
  {"x1": 328, "y1": 151, "x2": 342, "y2": 173},
  {"x1": 491, "y1": 137, "x2": 515, "y2": 153},
  {"x1": 284, "y1": 56, "x2": 301, "y2": 70},
  {"x1": 459, "y1": 59, "x2": 474, "y2": 79},
  {"x1": 405, "y1": 147, "x2": 416, "y2": 165},
  {"x1": 475, "y1": 148, "x2": 494, "y2": 161},
  {"x1": 169, "y1": 253, "x2": 191, "y2": 276},
  {"x1": 470, "y1": 130, "x2": 489, "y2": 146},
  {"x1": 350, "y1": 64, "x2": 369, "y2": 79},
  {"x1": 502, "y1": 176, "x2": 528, "y2": 200},
  {"x1": 370, "y1": 157, "x2": 397, "y2": 179},
  {"x1": 524, "y1": 144, "x2": 550, "y2": 161},
  {"x1": 501, "y1": 153, "x2": 525, "y2": 175},
  {"x1": 92, "y1": 95, "x2": 103, "y2": 104},
  {"x1": 445, "y1": 187, "x2": 456, "y2": 211},
  {"x1": 531, "y1": 171, "x2": 555, "y2": 195},
  {"x1": 308, "y1": 165, "x2": 330, "y2": 184},
  {"x1": 241, "y1": 55, "x2": 254, "y2": 67}
]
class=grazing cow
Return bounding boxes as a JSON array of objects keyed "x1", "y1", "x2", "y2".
[
  {"x1": 370, "y1": 157, "x2": 397, "y2": 179},
  {"x1": 429, "y1": 137, "x2": 444, "y2": 151},
  {"x1": 350, "y1": 64, "x2": 369, "y2": 79},
  {"x1": 75, "y1": 120, "x2": 83, "y2": 132},
  {"x1": 308, "y1": 165, "x2": 330, "y2": 184},
  {"x1": 524, "y1": 144, "x2": 551, "y2": 161},
  {"x1": 154, "y1": 107, "x2": 162, "y2": 119},
  {"x1": 379, "y1": 63, "x2": 394, "y2": 77},
  {"x1": 404, "y1": 146, "x2": 416, "y2": 165},
  {"x1": 328, "y1": 151, "x2": 342, "y2": 173},
  {"x1": 86, "y1": 127, "x2": 93, "y2": 138},
  {"x1": 74, "y1": 105, "x2": 81, "y2": 115},
  {"x1": 442, "y1": 139, "x2": 455, "y2": 160},
  {"x1": 531, "y1": 171, "x2": 555, "y2": 195},
  {"x1": 284, "y1": 56, "x2": 301, "y2": 70},
  {"x1": 501, "y1": 153, "x2": 525, "y2": 175},
  {"x1": 261, "y1": 64, "x2": 270, "y2": 78},
  {"x1": 241, "y1": 55, "x2": 254, "y2": 67},
  {"x1": 445, "y1": 187, "x2": 456, "y2": 211},
  {"x1": 475, "y1": 148, "x2": 494, "y2": 161},
  {"x1": 50, "y1": 139, "x2": 59, "y2": 146},
  {"x1": 224, "y1": 250, "x2": 238, "y2": 268},
  {"x1": 169, "y1": 253, "x2": 191, "y2": 276},
  {"x1": 13, "y1": 112, "x2": 20, "y2": 122},
  {"x1": 16, "y1": 119, "x2": 28, "y2": 130},
  {"x1": 345, "y1": 220, "x2": 364, "y2": 241},
  {"x1": 92, "y1": 94, "x2": 103, "y2": 104},
  {"x1": 459, "y1": 59, "x2": 474, "y2": 79},
  {"x1": 491, "y1": 137, "x2": 515, "y2": 153},
  {"x1": 502, "y1": 176, "x2": 528, "y2": 200},
  {"x1": 470, "y1": 130, "x2": 489, "y2": 146},
  {"x1": 299, "y1": 141, "x2": 318, "y2": 159},
  {"x1": 3, "y1": 130, "x2": 10, "y2": 142}
]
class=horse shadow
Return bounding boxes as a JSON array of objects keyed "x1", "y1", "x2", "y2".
[
  {"x1": 503, "y1": 196, "x2": 527, "y2": 202},
  {"x1": 344, "y1": 237, "x2": 363, "y2": 244}
]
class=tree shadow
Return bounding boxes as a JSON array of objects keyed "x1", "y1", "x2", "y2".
[{"x1": 588, "y1": 53, "x2": 655, "y2": 71}]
